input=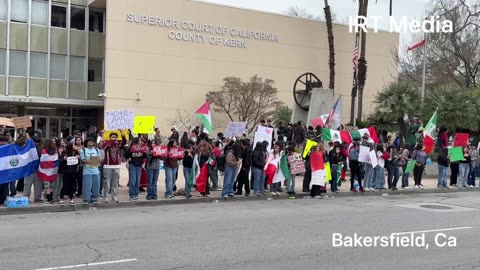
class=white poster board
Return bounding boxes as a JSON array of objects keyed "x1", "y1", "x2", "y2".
[
  {"x1": 105, "y1": 109, "x2": 134, "y2": 130},
  {"x1": 369, "y1": 151, "x2": 378, "y2": 168},
  {"x1": 225, "y1": 122, "x2": 247, "y2": 138},
  {"x1": 359, "y1": 146, "x2": 370, "y2": 163},
  {"x1": 310, "y1": 170, "x2": 326, "y2": 188},
  {"x1": 254, "y1": 126, "x2": 273, "y2": 151},
  {"x1": 66, "y1": 157, "x2": 79, "y2": 166}
]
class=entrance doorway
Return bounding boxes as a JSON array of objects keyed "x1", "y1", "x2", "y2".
[{"x1": 33, "y1": 116, "x2": 71, "y2": 139}]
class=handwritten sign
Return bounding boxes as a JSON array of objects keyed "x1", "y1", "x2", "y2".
[
  {"x1": 104, "y1": 130, "x2": 130, "y2": 140},
  {"x1": 13, "y1": 116, "x2": 32, "y2": 129},
  {"x1": 66, "y1": 157, "x2": 79, "y2": 166},
  {"x1": 0, "y1": 117, "x2": 15, "y2": 127},
  {"x1": 369, "y1": 151, "x2": 378, "y2": 168},
  {"x1": 453, "y1": 133, "x2": 469, "y2": 147},
  {"x1": 86, "y1": 156, "x2": 101, "y2": 168},
  {"x1": 130, "y1": 143, "x2": 149, "y2": 153},
  {"x1": 225, "y1": 122, "x2": 247, "y2": 138},
  {"x1": 105, "y1": 110, "x2": 134, "y2": 130},
  {"x1": 152, "y1": 145, "x2": 168, "y2": 157},
  {"x1": 359, "y1": 146, "x2": 370, "y2": 163},
  {"x1": 169, "y1": 147, "x2": 185, "y2": 159},
  {"x1": 254, "y1": 127, "x2": 274, "y2": 152},
  {"x1": 133, "y1": 116, "x2": 155, "y2": 134},
  {"x1": 287, "y1": 154, "x2": 306, "y2": 174}
]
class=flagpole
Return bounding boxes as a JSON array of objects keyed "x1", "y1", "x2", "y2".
[{"x1": 421, "y1": 33, "x2": 428, "y2": 103}]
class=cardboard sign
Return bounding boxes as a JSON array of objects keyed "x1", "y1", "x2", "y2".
[
  {"x1": 86, "y1": 156, "x2": 101, "y2": 167},
  {"x1": 453, "y1": 133, "x2": 469, "y2": 147},
  {"x1": 310, "y1": 170, "x2": 327, "y2": 187},
  {"x1": 152, "y1": 145, "x2": 168, "y2": 157},
  {"x1": 130, "y1": 143, "x2": 149, "y2": 153},
  {"x1": 133, "y1": 116, "x2": 155, "y2": 134},
  {"x1": 448, "y1": 147, "x2": 464, "y2": 162},
  {"x1": 105, "y1": 109, "x2": 134, "y2": 130},
  {"x1": 104, "y1": 130, "x2": 130, "y2": 140},
  {"x1": 253, "y1": 126, "x2": 274, "y2": 152},
  {"x1": 359, "y1": 146, "x2": 370, "y2": 163},
  {"x1": 66, "y1": 157, "x2": 79, "y2": 166},
  {"x1": 0, "y1": 117, "x2": 15, "y2": 127},
  {"x1": 369, "y1": 151, "x2": 378, "y2": 168},
  {"x1": 287, "y1": 154, "x2": 306, "y2": 174},
  {"x1": 169, "y1": 147, "x2": 185, "y2": 159},
  {"x1": 13, "y1": 116, "x2": 32, "y2": 129},
  {"x1": 225, "y1": 122, "x2": 247, "y2": 138}
]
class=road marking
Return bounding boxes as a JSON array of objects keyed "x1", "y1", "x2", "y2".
[
  {"x1": 34, "y1": 259, "x2": 138, "y2": 270},
  {"x1": 393, "y1": 226, "x2": 473, "y2": 236}
]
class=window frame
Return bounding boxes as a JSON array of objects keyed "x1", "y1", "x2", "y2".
[
  {"x1": 0, "y1": 49, "x2": 6, "y2": 76},
  {"x1": 30, "y1": 52, "x2": 48, "y2": 79},
  {"x1": 87, "y1": 58, "x2": 104, "y2": 83},
  {"x1": 0, "y1": 0, "x2": 7, "y2": 22},
  {"x1": 70, "y1": 5, "x2": 86, "y2": 31},
  {"x1": 88, "y1": 8, "x2": 105, "y2": 33},
  {"x1": 31, "y1": 0, "x2": 49, "y2": 26},
  {"x1": 49, "y1": 54, "x2": 66, "y2": 80},
  {"x1": 69, "y1": 56, "x2": 86, "y2": 82},
  {"x1": 10, "y1": 0, "x2": 28, "y2": 24},
  {"x1": 8, "y1": 50, "x2": 27, "y2": 77},
  {"x1": 50, "y1": 3, "x2": 67, "y2": 29}
]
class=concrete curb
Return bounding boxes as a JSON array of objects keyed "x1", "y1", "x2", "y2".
[{"x1": 1, "y1": 188, "x2": 478, "y2": 215}]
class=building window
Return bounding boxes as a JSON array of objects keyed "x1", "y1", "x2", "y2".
[
  {"x1": 71, "y1": 7, "x2": 85, "y2": 31},
  {"x1": 89, "y1": 10, "x2": 104, "y2": 33},
  {"x1": 88, "y1": 59, "x2": 103, "y2": 82},
  {"x1": 11, "y1": 0, "x2": 28, "y2": 23},
  {"x1": 0, "y1": 50, "x2": 5, "y2": 75},
  {"x1": 51, "y1": 5, "x2": 67, "y2": 28},
  {"x1": 0, "y1": 0, "x2": 6, "y2": 21},
  {"x1": 31, "y1": 1, "x2": 48, "y2": 26},
  {"x1": 9, "y1": 51, "x2": 27, "y2": 77},
  {"x1": 30, "y1": 53, "x2": 47, "y2": 78},
  {"x1": 70, "y1": 56, "x2": 85, "y2": 81},
  {"x1": 50, "y1": 54, "x2": 66, "y2": 80}
]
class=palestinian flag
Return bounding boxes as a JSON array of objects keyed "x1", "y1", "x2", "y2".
[
  {"x1": 423, "y1": 110, "x2": 437, "y2": 154},
  {"x1": 195, "y1": 101, "x2": 213, "y2": 134},
  {"x1": 322, "y1": 129, "x2": 352, "y2": 144},
  {"x1": 350, "y1": 126, "x2": 379, "y2": 143}
]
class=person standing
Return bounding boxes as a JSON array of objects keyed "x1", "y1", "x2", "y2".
[
  {"x1": 126, "y1": 137, "x2": 147, "y2": 201},
  {"x1": 169, "y1": 126, "x2": 180, "y2": 144},
  {"x1": 61, "y1": 143, "x2": 80, "y2": 206},
  {"x1": 182, "y1": 146, "x2": 194, "y2": 199},
  {"x1": 80, "y1": 137, "x2": 101, "y2": 206},
  {"x1": 386, "y1": 145, "x2": 400, "y2": 191},
  {"x1": 252, "y1": 142, "x2": 266, "y2": 196},
  {"x1": 53, "y1": 139, "x2": 66, "y2": 204},
  {"x1": 329, "y1": 145, "x2": 344, "y2": 193},
  {"x1": 437, "y1": 148, "x2": 450, "y2": 189},
  {"x1": 145, "y1": 140, "x2": 161, "y2": 200},
  {"x1": 265, "y1": 142, "x2": 283, "y2": 196},
  {"x1": 400, "y1": 144, "x2": 412, "y2": 189},
  {"x1": 223, "y1": 142, "x2": 241, "y2": 198},
  {"x1": 374, "y1": 144, "x2": 389, "y2": 191},
  {"x1": 74, "y1": 137, "x2": 84, "y2": 196},
  {"x1": 458, "y1": 146, "x2": 471, "y2": 188},
  {"x1": 468, "y1": 144, "x2": 478, "y2": 187},
  {"x1": 23, "y1": 136, "x2": 43, "y2": 202},
  {"x1": 286, "y1": 146, "x2": 299, "y2": 197},
  {"x1": 235, "y1": 139, "x2": 252, "y2": 196},
  {"x1": 164, "y1": 139, "x2": 180, "y2": 199},
  {"x1": 412, "y1": 144, "x2": 427, "y2": 189},
  {"x1": 100, "y1": 131, "x2": 127, "y2": 203},
  {"x1": 349, "y1": 142, "x2": 364, "y2": 192}
]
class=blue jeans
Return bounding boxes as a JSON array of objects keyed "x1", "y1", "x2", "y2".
[
  {"x1": 183, "y1": 167, "x2": 192, "y2": 196},
  {"x1": 82, "y1": 174, "x2": 100, "y2": 203},
  {"x1": 374, "y1": 166, "x2": 385, "y2": 189},
  {"x1": 437, "y1": 165, "x2": 448, "y2": 187},
  {"x1": 252, "y1": 167, "x2": 264, "y2": 194},
  {"x1": 270, "y1": 182, "x2": 280, "y2": 192},
  {"x1": 364, "y1": 163, "x2": 373, "y2": 189},
  {"x1": 458, "y1": 163, "x2": 470, "y2": 187},
  {"x1": 330, "y1": 165, "x2": 338, "y2": 192},
  {"x1": 128, "y1": 165, "x2": 142, "y2": 198},
  {"x1": 223, "y1": 166, "x2": 236, "y2": 197},
  {"x1": 387, "y1": 167, "x2": 399, "y2": 189},
  {"x1": 468, "y1": 164, "x2": 477, "y2": 186},
  {"x1": 164, "y1": 167, "x2": 177, "y2": 197},
  {"x1": 401, "y1": 165, "x2": 410, "y2": 188},
  {"x1": 147, "y1": 168, "x2": 159, "y2": 197},
  {"x1": 286, "y1": 174, "x2": 296, "y2": 193}
]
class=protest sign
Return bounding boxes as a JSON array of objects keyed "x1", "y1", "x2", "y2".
[
  {"x1": 13, "y1": 116, "x2": 32, "y2": 129},
  {"x1": 169, "y1": 147, "x2": 185, "y2": 159},
  {"x1": 105, "y1": 110, "x2": 134, "y2": 130},
  {"x1": 288, "y1": 154, "x2": 306, "y2": 174},
  {"x1": 302, "y1": 139, "x2": 318, "y2": 158},
  {"x1": 152, "y1": 145, "x2": 168, "y2": 157},
  {"x1": 310, "y1": 170, "x2": 327, "y2": 188},
  {"x1": 254, "y1": 127, "x2": 273, "y2": 150},
  {"x1": 453, "y1": 133, "x2": 469, "y2": 147},
  {"x1": 104, "y1": 130, "x2": 130, "y2": 140},
  {"x1": 225, "y1": 122, "x2": 247, "y2": 138},
  {"x1": 130, "y1": 143, "x2": 149, "y2": 153},
  {"x1": 310, "y1": 152, "x2": 325, "y2": 171},
  {"x1": 448, "y1": 147, "x2": 464, "y2": 162},
  {"x1": 66, "y1": 157, "x2": 78, "y2": 166},
  {"x1": 0, "y1": 117, "x2": 15, "y2": 127},
  {"x1": 369, "y1": 151, "x2": 378, "y2": 168},
  {"x1": 133, "y1": 116, "x2": 155, "y2": 134},
  {"x1": 359, "y1": 146, "x2": 370, "y2": 163},
  {"x1": 405, "y1": 160, "x2": 416, "y2": 174}
]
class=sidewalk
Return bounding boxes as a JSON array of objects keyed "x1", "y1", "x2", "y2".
[{"x1": 1, "y1": 165, "x2": 478, "y2": 215}]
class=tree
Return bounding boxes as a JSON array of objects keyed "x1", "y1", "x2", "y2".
[
  {"x1": 206, "y1": 75, "x2": 284, "y2": 134},
  {"x1": 272, "y1": 106, "x2": 292, "y2": 127},
  {"x1": 422, "y1": 85, "x2": 480, "y2": 132},
  {"x1": 397, "y1": 0, "x2": 480, "y2": 90},
  {"x1": 285, "y1": 6, "x2": 322, "y2": 20},
  {"x1": 371, "y1": 81, "x2": 421, "y2": 143},
  {"x1": 324, "y1": 0, "x2": 336, "y2": 91}
]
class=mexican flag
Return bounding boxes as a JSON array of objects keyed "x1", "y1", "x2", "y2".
[
  {"x1": 350, "y1": 126, "x2": 379, "y2": 144},
  {"x1": 265, "y1": 153, "x2": 291, "y2": 184},
  {"x1": 423, "y1": 110, "x2": 437, "y2": 154},
  {"x1": 322, "y1": 129, "x2": 352, "y2": 144},
  {"x1": 195, "y1": 101, "x2": 213, "y2": 134}
]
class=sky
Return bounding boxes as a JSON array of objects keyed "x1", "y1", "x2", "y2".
[{"x1": 202, "y1": 0, "x2": 431, "y2": 48}]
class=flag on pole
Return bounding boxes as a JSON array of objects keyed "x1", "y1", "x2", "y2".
[
  {"x1": 350, "y1": 126, "x2": 380, "y2": 144},
  {"x1": 325, "y1": 96, "x2": 342, "y2": 130},
  {"x1": 353, "y1": 47, "x2": 359, "y2": 71},
  {"x1": 195, "y1": 101, "x2": 213, "y2": 134},
  {"x1": 0, "y1": 139, "x2": 40, "y2": 185},
  {"x1": 423, "y1": 110, "x2": 437, "y2": 154},
  {"x1": 322, "y1": 129, "x2": 352, "y2": 145},
  {"x1": 407, "y1": 29, "x2": 426, "y2": 52}
]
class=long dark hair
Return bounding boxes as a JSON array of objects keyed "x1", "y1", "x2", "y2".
[
  {"x1": 253, "y1": 142, "x2": 263, "y2": 152},
  {"x1": 44, "y1": 138, "x2": 56, "y2": 152},
  {"x1": 66, "y1": 142, "x2": 75, "y2": 156}
]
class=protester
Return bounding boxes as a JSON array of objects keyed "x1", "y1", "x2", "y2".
[
  {"x1": 170, "y1": 126, "x2": 180, "y2": 144},
  {"x1": 363, "y1": 143, "x2": 375, "y2": 191},
  {"x1": 235, "y1": 139, "x2": 252, "y2": 196},
  {"x1": 458, "y1": 146, "x2": 471, "y2": 188},
  {"x1": 195, "y1": 140, "x2": 214, "y2": 197},
  {"x1": 182, "y1": 145, "x2": 194, "y2": 199},
  {"x1": 80, "y1": 137, "x2": 102, "y2": 206},
  {"x1": 223, "y1": 141, "x2": 241, "y2": 198},
  {"x1": 292, "y1": 121, "x2": 306, "y2": 149},
  {"x1": 61, "y1": 142, "x2": 80, "y2": 205},
  {"x1": 386, "y1": 145, "x2": 400, "y2": 191},
  {"x1": 266, "y1": 142, "x2": 283, "y2": 196},
  {"x1": 252, "y1": 142, "x2": 266, "y2": 196},
  {"x1": 329, "y1": 144, "x2": 343, "y2": 193},
  {"x1": 74, "y1": 137, "x2": 84, "y2": 196},
  {"x1": 374, "y1": 144, "x2": 389, "y2": 191},
  {"x1": 277, "y1": 122, "x2": 288, "y2": 142},
  {"x1": 400, "y1": 144, "x2": 412, "y2": 189},
  {"x1": 53, "y1": 139, "x2": 66, "y2": 203},
  {"x1": 349, "y1": 141, "x2": 364, "y2": 192},
  {"x1": 437, "y1": 148, "x2": 450, "y2": 189},
  {"x1": 412, "y1": 144, "x2": 427, "y2": 189},
  {"x1": 285, "y1": 146, "x2": 298, "y2": 198},
  {"x1": 23, "y1": 136, "x2": 43, "y2": 202},
  {"x1": 146, "y1": 139, "x2": 162, "y2": 200},
  {"x1": 126, "y1": 137, "x2": 147, "y2": 201},
  {"x1": 309, "y1": 142, "x2": 327, "y2": 199},
  {"x1": 100, "y1": 131, "x2": 127, "y2": 203},
  {"x1": 164, "y1": 139, "x2": 180, "y2": 199},
  {"x1": 468, "y1": 144, "x2": 478, "y2": 187}
]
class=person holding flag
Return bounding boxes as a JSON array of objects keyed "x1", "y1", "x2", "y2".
[{"x1": 37, "y1": 139, "x2": 59, "y2": 205}]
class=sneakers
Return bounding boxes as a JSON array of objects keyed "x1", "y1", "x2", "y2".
[
  {"x1": 419, "y1": 184, "x2": 424, "y2": 189},
  {"x1": 275, "y1": 192, "x2": 281, "y2": 196},
  {"x1": 270, "y1": 192, "x2": 277, "y2": 196},
  {"x1": 104, "y1": 198, "x2": 109, "y2": 203},
  {"x1": 359, "y1": 188, "x2": 366, "y2": 192},
  {"x1": 69, "y1": 200, "x2": 75, "y2": 206},
  {"x1": 404, "y1": 186, "x2": 412, "y2": 189},
  {"x1": 314, "y1": 195, "x2": 323, "y2": 199},
  {"x1": 112, "y1": 196, "x2": 119, "y2": 203},
  {"x1": 130, "y1": 197, "x2": 137, "y2": 202},
  {"x1": 59, "y1": 200, "x2": 65, "y2": 206},
  {"x1": 83, "y1": 201, "x2": 88, "y2": 206},
  {"x1": 185, "y1": 194, "x2": 192, "y2": 199},
  {"x1": 415, "y1": 185, "x2": 419, "y2": 189}
]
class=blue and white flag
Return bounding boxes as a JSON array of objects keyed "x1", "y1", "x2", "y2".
[{"x1": 0, "y1": 139, "x2": 39, "y2": 185}]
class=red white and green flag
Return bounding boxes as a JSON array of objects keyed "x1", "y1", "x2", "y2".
[
  {"x1": 195, "y1": 101, "x2": 213, "y2": 134},
  {"x1": 322, "y1": 129, "x2": 352, "y2": 145},
  {"x1": 350, "y1": 126, "x2": 380, "y2": 144},
  {"x1": 423, "y1": 110, "x2": 437, "y2": 154}
]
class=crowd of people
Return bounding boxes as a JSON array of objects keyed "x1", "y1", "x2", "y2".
[{"x1": 0, "y1": 119, "x2": 479, "y2": 207}]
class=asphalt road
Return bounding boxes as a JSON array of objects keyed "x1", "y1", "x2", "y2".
[{"x1": 1, "y1": 192, "x2": 480, "y2": 270}]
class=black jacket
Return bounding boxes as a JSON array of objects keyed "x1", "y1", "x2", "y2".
[
  {"x1": 241, "y1": 147, "x2": 252, "y2": 169},
  {"x1": 252, "y1": 150, "x2": 266, "y2": 169}
]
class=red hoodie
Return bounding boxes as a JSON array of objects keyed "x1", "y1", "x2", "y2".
[{"x1": 100, "y1": 136, "x2": 127, "y2": 168}]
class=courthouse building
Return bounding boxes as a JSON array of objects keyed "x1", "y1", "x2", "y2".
[{"x1": 0, "y1": 0, "x2": 398, "y2": 137}]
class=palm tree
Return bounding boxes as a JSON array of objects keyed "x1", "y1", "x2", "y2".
[
  {"x1": 272, "y1": 106, "x2": 293, "y2": 126},
  {"x1": 324, "y1": 0, "x2": 335, "y2": 91},
  {"x1": 372, "y1": 81, "x2": 421, "y2": 143}
]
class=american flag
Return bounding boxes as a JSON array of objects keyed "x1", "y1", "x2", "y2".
[{"x1": 352, "y1": 47, "x2": 359, "y2": 72}]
